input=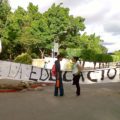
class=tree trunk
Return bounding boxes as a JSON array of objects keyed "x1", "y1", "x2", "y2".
[
  {"x1": 93, "y1": 62, "x2": 96, "y2": 69},
  {"x1": 102, "y1": 63, "x2": 104, "y2": 68},
  {"x1": 99, "y1": 62, "x2": 101, "y2": 69},
  {"x1": 39, "y1": 49, "x2": 45, "y2": 59},
  {"x1": 9, "y1": 53, "x2": 12, "y2": 61},
  {"x1": 82, "y1": 61, "x2": 85, "y2": 69},
  {"x1": 108, "y1": 62, "x2": 110, "y2": 68}
]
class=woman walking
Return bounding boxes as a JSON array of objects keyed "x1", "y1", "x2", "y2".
[{"x1": 72, "y1": 56, "x2": 83, "y2": 96}]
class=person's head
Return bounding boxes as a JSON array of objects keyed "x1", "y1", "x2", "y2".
[
  {"x1": 57, "y1": 54, "x2": 63, "y2": 61},
  {"x1": 72, "y1": 56, "x2": 79, "y2": 62}
]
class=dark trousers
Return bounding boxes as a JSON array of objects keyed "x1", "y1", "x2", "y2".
[
  {"x1": 54, "y1": 80, "x2": 64, "y2": 96},
  {"x1": 73, "y1": 74, "x2": 80, "y2": 95}
]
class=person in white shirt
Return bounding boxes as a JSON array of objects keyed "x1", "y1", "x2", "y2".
[{"x1": 72, "y1": 56, "x2": 83, "y2": 96}]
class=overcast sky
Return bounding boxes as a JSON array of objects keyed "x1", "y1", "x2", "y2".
[{"x1": 9, "y1": 0, "x2": 120, "y2": 53}]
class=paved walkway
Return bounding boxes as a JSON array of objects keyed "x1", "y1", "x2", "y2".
[{"x1": 0, "y1": 82, "x2": 120, "y2": 120}]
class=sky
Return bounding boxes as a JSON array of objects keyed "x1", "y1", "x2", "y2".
[{"x1": 9, "y1": 0, "x2": 120, "y2": 53}]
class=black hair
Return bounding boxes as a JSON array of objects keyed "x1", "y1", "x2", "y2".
[
  {"x1": 57, "y1": 54, "x2": 63, "y2": 59},
  {"x1": 73, "y1": 56, "x2": 79, "y2": 61}
]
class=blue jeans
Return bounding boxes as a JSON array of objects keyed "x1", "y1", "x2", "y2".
[{"x1": 54, "y1": 80, "x2": 64, "y2": 96}]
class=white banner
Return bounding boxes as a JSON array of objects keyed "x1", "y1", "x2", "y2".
[{"x1": 0, "y1": 60, "x2": 120, "y2": 84}]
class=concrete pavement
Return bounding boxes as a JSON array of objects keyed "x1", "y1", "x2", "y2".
[{"x1": 0, "y1": 82, "x2": 120, "y2": 120}]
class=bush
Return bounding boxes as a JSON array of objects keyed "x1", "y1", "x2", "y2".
[
  {"x1": 31, "y1": 53, "x2": 39, "y2": 59},
  {"x1": 14, "y1": 53, "x2": 32, "y2": 64}
]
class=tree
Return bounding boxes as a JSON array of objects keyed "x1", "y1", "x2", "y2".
[
  {"x1": 26, "y1": 3, "x2": 51, "y2": 58},
  {"x1": 20, "y1": 3, "x2": 86, "y2": 58},
  {"x1": 95, "y1": 54, "x2": 113, "y2": 68},
  {"x1": 0, "y1": 0, "x2": 11, "y2": 37},
  {"x1": 80, "y1": 33, "x2": 104, "y2": 53},
  {"x1": 0, "y1": 2, "x2": 108, "y2": 62},
  {"x1": 80, "y1": 49, "x2": 96, "y2": 68},
  {"x1": 1, "y1": 6, "x2": 24, "y2": 60},
  {"x1": 79, "y1": 33, "x2": 107, "y2": 68},
  {"x1": 44, "y1": 3, "x2": 85, "y2": 50}
]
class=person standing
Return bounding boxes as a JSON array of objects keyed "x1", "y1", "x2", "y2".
[
  {"x1": 54, "y1": 54, "x2": 64, "y2": 96},
  {"x1": 72, "y1": 56, "x2": 83, "y2": 96}
]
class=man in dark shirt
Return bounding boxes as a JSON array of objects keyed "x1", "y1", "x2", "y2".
[{"x1": 54, "y1": 54, "x2": 64, "y2": 96}]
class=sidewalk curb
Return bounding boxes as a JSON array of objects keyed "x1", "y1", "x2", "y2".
[{"x1": 0, "y1": 89, "x2": 20, "y2": 93}]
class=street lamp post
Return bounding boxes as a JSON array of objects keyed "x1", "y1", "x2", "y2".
[
  {"x1": 53, "y1": 41, "x2": 59, "y2": 58},
  {"x1": 52, "y1": 31, "x2": 67, "y2": 58}
]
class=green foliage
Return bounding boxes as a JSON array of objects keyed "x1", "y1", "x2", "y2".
[
  {"x1": 44, "y1": 3, "x2": 85, "y2": 49},
  {"x1": 14, "y1": 53, "x2": 32, "y2": 64},
  {"x1": 59, "y1": 49, "x2": 67, "y2": 57},
  {"x1": 66, "y1": 48, "x2": 82, "y2": 58},
  {"x1": 0, "y1": 1, "x2": 108, "y2": 62},
  {"x1": 110, "y1": 50, "x2": 120, "y2": 62},
  {"x1": 0, "y1": 0, "x2": 11, "y2": 22},
  {"x1": 0, "y1": 0, "x2": 11, "y2": 37},
  {"x1": 81, "y1": 49, "x2": 96, "y2": 61},
  {"x1": 31, "y1": 53, "x2": 39, "y2": 59},
  {"x1": 95, "y1": 54, "x2": 113, "y2": 63},
  {"x1": 103, "y1": 54, "x2": 113, "y2": 62},
  {"x1": 113, "y1": 50, "x2": 120, "y2": 61},
  {"x1": 80, "y1": 33, "x2": 104, "y2": 53},
  {"x1": 111, "y1": 55, "x2": 120, "y2": 62}
]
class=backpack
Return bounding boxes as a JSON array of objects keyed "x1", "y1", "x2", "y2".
[{"x1": 51, "y1": 64, "x2": 56, "y2": 76}]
